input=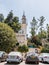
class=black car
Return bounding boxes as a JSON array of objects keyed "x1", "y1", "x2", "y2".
[{"x1": 25, "y1": 52, "x2": 39, "y2": 64}]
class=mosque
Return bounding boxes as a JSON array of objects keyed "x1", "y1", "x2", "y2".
[{"x1": 16, "y1": 12, "x2": 27, "y2": 46}]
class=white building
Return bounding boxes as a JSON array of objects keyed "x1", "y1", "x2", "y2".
[{"x1": 16, "y1": 12, "x2": 27, "y2": 46}]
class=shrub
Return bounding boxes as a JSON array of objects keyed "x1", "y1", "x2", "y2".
[
  {"x1": 41, "y1": 48, "x2": 49, "y2": 53},
  {"x1": 17, "y1": 45, "x2": 29, "y2": 53}
]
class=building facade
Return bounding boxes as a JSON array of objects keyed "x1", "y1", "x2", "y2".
[{"x1": 16, "y1": 12, "x2": 27, "y2": 46}]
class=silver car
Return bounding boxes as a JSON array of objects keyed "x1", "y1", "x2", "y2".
[
  {"x1": 7, "y1": 51, "x2": 23, "y2": 63},
  {"x1": 0, "y1": 51, "x2": 7, "y2": 62},
  {"x1": 39, "y1": 53, "x2": 49, "y2": 63}
]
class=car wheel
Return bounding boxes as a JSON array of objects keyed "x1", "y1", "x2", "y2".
[
  {"x1": 17, "y1": 62, "x2": 20, "y2": 64},
  {"x1": 21, "y1": 59, "x2": 23, "y2": 62},
  {"x1": 36, "y1": 62, "x2": 39, "y2": 64},
  {"x1": 47, "y1": 62, "x2": 49, "y2": 64},
  {"x1": 7, "y1": 61, "x2": 9, "y2": 64},
  {"x1": 21, "y1": 60, "x2": 22, "y2": 62},
  {"x1": 25, "y1": 61, "x2": 28, "y2": 64},
  {"x1": 42, "y1": 58, "x2": 44, "y2": 62}
]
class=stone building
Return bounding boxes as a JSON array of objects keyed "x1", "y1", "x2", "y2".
[{"x1": 16, "y1": 12, "x2": 27, "y2": 46}]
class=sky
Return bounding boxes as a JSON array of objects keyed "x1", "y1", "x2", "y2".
[{"x1": 0, "y1": 0, "x2": 49, "y2": 37}]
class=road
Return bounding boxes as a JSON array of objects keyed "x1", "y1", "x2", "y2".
[{"x1": 0, "y1": 61, "x2": 49, "y2": 65}]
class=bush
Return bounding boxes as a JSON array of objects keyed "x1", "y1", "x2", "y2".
[
  {"x1": 17, "y1": 45, "x2": 29, "y2": 53},
  {"x1": 41, "y1": 48, "x2": 49, "y2": 53},
  {"x1": 0, "y1": 22, "x2": 17, "y2": 53}
]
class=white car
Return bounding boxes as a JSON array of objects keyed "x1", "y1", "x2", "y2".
[
  {"x1": 0, "y1": 51, "x2": 7, "y2": 62},
  {"x1": 7, "y1": 52, "x2": 23, "y2": 63},
  {"x1": 39, "y1": 53, "x2": 49, "y2": 63}
]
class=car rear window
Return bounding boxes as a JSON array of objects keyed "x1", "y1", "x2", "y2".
[
  {"x1": 27, "y1": 52, "x2": 38, "y2": 56},
  {"x1": 40, "y1": 53, "x2": 49, "y2": 56}
]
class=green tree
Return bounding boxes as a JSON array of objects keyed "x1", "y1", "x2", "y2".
[
  {"x1": 13, "y1": 16, "x2": 19, "y2": 22},
  {"x1": 38, "y1": 30, "x2": 47, "y2": 39},
  {"x1": 11, "y1": 17, "x2": 21, "y2": 32},
  {"x1": 38, "y1": 16, "x2": 45, "y2": 39},
  {"x1": 4, "y1": 11, "x2": 21, "y2": 32},
  {"x1": 31, "y1": 17, "x2": 37, "y2": 37},
  {"x1": 31, "y1": 36, "x2": 42, "y2": 46},
  {"x1": 0, "y1": 14, "x2": 4, "y2": 22},
  {"x1": 47, "y1": 24, "x2": 49, "y2": 39},
  {"x1": 4, "y1": 10, "x2": 13, "y2": 24},
  {"x1": 0, "y1": 22, "x2": 17, "y2": 53}
]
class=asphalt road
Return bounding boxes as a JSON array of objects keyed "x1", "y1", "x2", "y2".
[{"x1": 0, "y1": 61, "x2": 49, "y2": 65}]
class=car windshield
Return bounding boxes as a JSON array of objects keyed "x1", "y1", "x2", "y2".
[{"x1": 9, "y1": 52, "x2": 22, "y2": 56}]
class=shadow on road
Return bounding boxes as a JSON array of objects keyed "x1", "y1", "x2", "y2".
[
  {"x1": 25, "y1": 64, "x2": 38, "y2": 65},
  {"x1": 5, "y1": 64, "x2": 38, "y2": 65},
  {"x1": 40, "y1": 62, "x2": 49, "y2": 64},
  {"x1": 4, "y1": 63, "x2": 19, "y2": 65},
  {"x1": 4, "y1": 63, "x2": 39, "y2": 65}
]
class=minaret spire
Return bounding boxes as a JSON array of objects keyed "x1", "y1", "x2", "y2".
[
  {"x1": 23, "y1": 11, "x2": 25, "y2": 17},
  {"x1": 22, "y1": 11, "x2": 26, "y2": 24}
]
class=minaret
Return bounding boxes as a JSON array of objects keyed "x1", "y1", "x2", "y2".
[
  {"x1": 21, "y1": 12, "x2": 27, "y2": 35},
  {"x1": 21, "y1": 12, "x2": 27, "y2": 45}
]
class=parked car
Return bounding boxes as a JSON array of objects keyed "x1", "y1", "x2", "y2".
[
  {"x1": 7, "y1": 51, "x2": 23, "y2": 63},
  {"x1": 39, "y1": 53, "x2": 49, "y2": 63},
  {"x1": 25, "y1": 52, "x2": 39, "y2": 64},
  {"x1": 0, "y1": 51, "x2": 7, "y2": 62}
]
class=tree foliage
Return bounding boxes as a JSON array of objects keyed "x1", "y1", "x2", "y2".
[
  {"x1": 31, "y1": 36, "x2": 42, "y2": 46},
  {"x1": 4, "y1": 10, "x2": 21, "y2": 32},
  {"x1": 38, "y1": 30, "x2": 47, "y2": 39},
  {"x1": 4, "y1": 10, "x2": 13, "y2": 24},
  {"x1": 31, "y1": 17, "x2": 37, "y2": 37},
  {"x1": 38, "y1": 16, "x2": 45, "y2": 27},
  {"x1": 17, "y1": 45, "x2": 28, "y2": 53},
  {"x1": 41, "y1": 43, "x2": 49, "y2": 53},
  {"x1": 10, "y1": 17, "x2": 21, "y2": 32},
  {"x1": 38, "y1": 16, "x2": 45, "y2": 38},
  {"x1": 47, "y1": 24, "x2": 49, "y2": 39},
  {"x1": 0, "y1": 14, "x2": 4, "y2": 22},
  {"x1": 0, "y1": 22, "x2": 17, "y2": 53}
]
